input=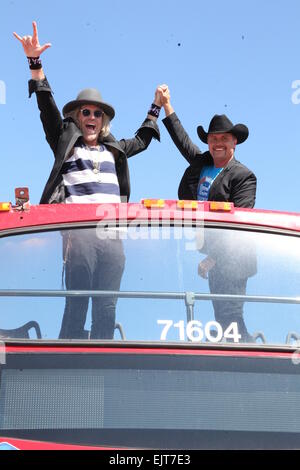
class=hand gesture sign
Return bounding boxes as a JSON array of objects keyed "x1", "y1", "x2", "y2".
[{"x1": 13, "y1": 21, "x2": 51, "y2": 57}]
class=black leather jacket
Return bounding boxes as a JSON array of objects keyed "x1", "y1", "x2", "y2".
[
  {"x1": 163, "y1": 112, "x2": 256, "y2": 207},
  {"x1": 29, "y1": 78, "x2": 160, "y2": 204}
]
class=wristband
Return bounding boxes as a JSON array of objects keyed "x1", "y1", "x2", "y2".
[
  {"x1": 27, "y1": 56, "x2": 42, "y2": 70},
  {"x1": 148, "y1": 103, "x2": 161, "y2": 118}
]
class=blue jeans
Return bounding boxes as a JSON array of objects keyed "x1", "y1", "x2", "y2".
[{"x1": 59, "y1": 230, "x2": 125, "y2": 339}]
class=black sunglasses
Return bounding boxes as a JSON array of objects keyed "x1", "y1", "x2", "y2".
[{"x1": 80, "y1": 108, "x2": 104, "y2": 118}]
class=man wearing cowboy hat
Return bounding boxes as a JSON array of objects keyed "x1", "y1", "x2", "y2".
[
  {"x1": 14, "y1": 22, "x2": 161, "y2": 340},
  {"x1": 158, "y1": 85, "x2": 257, "y2": 342},
  {"x1": 157, "y1": 85, "x2": 256, "y2": 205}
]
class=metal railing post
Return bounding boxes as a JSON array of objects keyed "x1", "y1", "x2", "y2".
[{"x1": 184, "y1": 292, "x2": 195, "y2": 323}]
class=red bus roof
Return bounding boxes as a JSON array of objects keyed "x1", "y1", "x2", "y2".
[{"x1": 0, "y1": 200, "x2": 299, "y2": 233}]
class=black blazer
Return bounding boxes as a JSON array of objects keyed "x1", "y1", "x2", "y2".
[
  {"x1": 29, "y1": 78, "x2": 160, "y2": 204},
  {"x1": 163, "y1": 113, "x2": 256, "y2": 208}
]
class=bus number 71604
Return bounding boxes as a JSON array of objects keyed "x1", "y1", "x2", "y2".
[{"x1": 157, "y1": 320, "x2": 241, "y2": 343}]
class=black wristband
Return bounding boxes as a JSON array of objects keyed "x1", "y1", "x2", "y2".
[
  {"x1": 148, "y1": 103, "x2": 161, "y2": 118},
  {"x1": 27, "y1": 56, "x2": 42, "y2": 70}
]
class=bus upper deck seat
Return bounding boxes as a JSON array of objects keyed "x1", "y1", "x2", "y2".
[{"x1": 0, "y1": 321, "x2": 42, "y2": 339}]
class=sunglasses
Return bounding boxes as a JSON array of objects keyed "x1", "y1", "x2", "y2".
[{"x1": 80, "y1": 108, "x2": 104, "y2": 118}]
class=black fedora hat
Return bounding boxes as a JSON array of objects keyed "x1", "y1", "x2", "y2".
[
  {"x1": 63, "y1": 88, "x2": 115, "y2": 120},
  {"x1": 197, "y1": 114, "x2": 249, "y2": 144}
]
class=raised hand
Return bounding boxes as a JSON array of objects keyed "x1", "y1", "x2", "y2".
[
  {"x1": 157, "y1": 84, "x2": 170, "y2": 106},
  {"x1": 154, "y1": 85, "x2": 163, "y2": 107},
  {"x1": 157, "y1": 84, "x2": 173, "y2": 117},
  {"x1": 13, "y1": 21, "x2": 51, "y2": 57}
]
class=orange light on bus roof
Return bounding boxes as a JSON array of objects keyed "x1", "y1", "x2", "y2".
[
  {"x1": 0, "y1": 202, "x2": 11, "y2": 212},
  {"x1": 143, "y1": 199, "x2": 165, "y2": 208},
  {"x1": 177, "y1": 200, "x2": 198, "y2": 210},
  {"x1": 209, "y1": 202, "x2": 233, "y2": 212}
]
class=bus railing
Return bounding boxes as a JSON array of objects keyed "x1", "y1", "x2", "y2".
[{"x1": 0, "y1": 289, "x2": 300, "y2": 324}]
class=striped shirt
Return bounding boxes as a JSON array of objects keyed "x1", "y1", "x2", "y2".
[{"x1": 61, "y1": 142, "x2": 121, "y2": 203}]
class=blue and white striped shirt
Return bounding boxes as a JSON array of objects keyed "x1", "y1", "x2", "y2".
[{"x1": 62, "y1": 142, "x2": 121, "y2": 203}]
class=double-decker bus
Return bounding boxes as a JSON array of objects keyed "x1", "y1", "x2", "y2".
[{"x1": 1, "y1": 194, "x2": 300, "y2": 449}]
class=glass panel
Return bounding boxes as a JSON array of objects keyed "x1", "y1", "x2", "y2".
[{"x1": 0, "y1": 224, "x2": 300, "y2": 345}]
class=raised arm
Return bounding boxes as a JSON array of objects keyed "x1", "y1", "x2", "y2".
[
  {"x1": 13, "y1": 21, "x2": 51, "y2": 81},
  {"x1": 158, "y1": 85, "x2": 201, "y2": 164},
  {"x1": 146, "y1": 86, "x2": 163, "y2": 122},
  {"x1": 14, "y1": 22, "x2": 62, "y2": 152},
  {"x1": 117, "y1": 87, "x2": 161, "y2": 158}
]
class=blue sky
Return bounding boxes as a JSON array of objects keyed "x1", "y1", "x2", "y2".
[{"x1": 1, "y1": 0, "x2": 300, "y2": 211}]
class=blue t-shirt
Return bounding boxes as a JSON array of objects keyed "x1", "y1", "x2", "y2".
[{"x1": 197, "y1": 165, "x2": 223, "y2": 201}]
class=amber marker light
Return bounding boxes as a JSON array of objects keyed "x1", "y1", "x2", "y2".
[
  {"x1": 177, "y1": 200, "x2": 198, "y2": 210},
  {"x1": 0, "y1": 202, "x2": 11, "y2": 212},
  {"x1": 209, "y1": 202, "x2": 233, "y2": 212},
  {"x1": 142, "y1": 199, "x2": 165, "y2": 208}
]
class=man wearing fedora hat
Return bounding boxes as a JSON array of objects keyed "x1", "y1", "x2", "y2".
[
  {"x1": 157, "y1": 85, "x2": 257, "y2": 342},
  {"x1": 14, "y1": 22, "x2": 161, "y2": 340}
]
